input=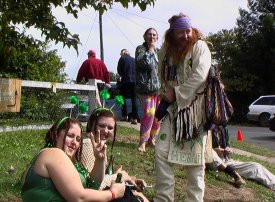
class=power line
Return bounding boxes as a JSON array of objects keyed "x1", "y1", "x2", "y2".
[
  {"x1": 105, "y1": 12, "x2": 136, "y2": 48},
  {"x1": 109, "y1": 9, "x2": 147, "y2": 30},
  {"x1": 74, "y1": 12, "x2": 98, "y2": 76},
  {"x1": 112, "y1": 8, "x2": 167, "y2": 25}
]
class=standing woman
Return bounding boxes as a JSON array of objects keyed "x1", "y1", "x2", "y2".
[
  {"x1": 21, "y1": 117, "x2": 125, "y2": 202},
  {"x1": 135, "y1": 28, "x2": 161, "y2": 153}
]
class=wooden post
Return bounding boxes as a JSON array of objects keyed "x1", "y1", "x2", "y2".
[
  {"x1": 99, "y1": 12, "x2": 104, "y2": 61},
  {"x1": 88, "y1": 79, "x2": 97, "y2": 116},
  {"x1": 0, "y1": 78, "x2": 22, "y2": 112}
]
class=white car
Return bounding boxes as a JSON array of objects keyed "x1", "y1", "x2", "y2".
[{"x1": 247, "y1": 95, "x2": 275, "y2": 127}]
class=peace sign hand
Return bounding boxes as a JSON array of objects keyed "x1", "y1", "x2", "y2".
[{"x1": 89, "y1": 130, "x2": 106, "y2": 160}]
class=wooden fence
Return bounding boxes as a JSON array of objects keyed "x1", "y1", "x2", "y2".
[{"x1": 21, "y1": 79, "x2": 99, "y2": 115}]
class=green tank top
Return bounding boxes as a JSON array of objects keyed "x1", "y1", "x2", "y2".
[{"x1": 21, "y1": 153, "x2": 87, "y2": 202}]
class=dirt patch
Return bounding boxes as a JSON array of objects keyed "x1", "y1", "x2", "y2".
[
  {"x1": 116, "y1": 135, "x2": 139, "y2": 144},
  {"x1": 204, "y1": 186, "x2": 261, "y2": 202},
  {"x1": 116, "y1": 135, "x2": 262, "y2": 202},
  {"x1": 174, "y1": 177, "x2": 259, "y2": 202}
]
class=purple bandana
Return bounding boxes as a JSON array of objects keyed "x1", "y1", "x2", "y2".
[{"x1": 170, "y1": 16, "x2": 192, "y2": 29}]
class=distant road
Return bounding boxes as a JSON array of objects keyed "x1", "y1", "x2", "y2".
[{"x1": 228, "y1": 125, "x2": 275, "y2": 150}]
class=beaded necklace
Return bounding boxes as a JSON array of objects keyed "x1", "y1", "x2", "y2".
[{"x1": 74, "y1": 162, "x2": 100, "y2": 190}]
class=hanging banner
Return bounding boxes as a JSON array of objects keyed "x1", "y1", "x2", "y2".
[{"x1": 0, "y1": 78, "x2": 22, "y2": 112}]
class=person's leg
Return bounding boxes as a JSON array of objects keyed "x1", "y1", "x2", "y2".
[
  {"x1": 138, "y1": 95, "x2": 155, "y2": 152},
  {"x1": 154, "y1": 116, "x2": 175, "y2": 202},
  {"x1": 95, "y1": 86, "x2": 102, "y2": 108},
  {"x1": 120, "y1": 84, "x2": 128, "y2": 121},
  {"x1": 185, "y1": 133, "x2": 208, "y2": 202},
  {"x1": 129, "y1": 82, "x2": 138, "y2": 124},
  {"x1": 148, "y1": 95, "x2": 160, "y2": 146},
  {"x1": 209, "y1": 150, "x2": 245, "y2": 188},
  {"x1": 227, "y1": 160, "x2": 275, "y2": 190},
  {"x1": 185, "y1": 165, "x2": 205, "y2": 202}
]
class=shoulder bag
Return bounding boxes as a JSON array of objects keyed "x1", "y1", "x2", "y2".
[{"x1": 205, "y1": 67, "x2": 234, "y2": 126}]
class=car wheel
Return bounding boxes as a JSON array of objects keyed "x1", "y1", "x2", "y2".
[{"x1": 259, "y1": 113, "x2": 271, "y2": 127}]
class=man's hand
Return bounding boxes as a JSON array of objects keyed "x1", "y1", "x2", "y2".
[
  {"x1": 224, "y1": 147, "x2": 233, "y2": 156},
  {"x1": 105, "y1": 83, "x2": 111, "y2": 88},
  {"x1": 160, "y1": 86, "x2": 176, "y2": 104}
]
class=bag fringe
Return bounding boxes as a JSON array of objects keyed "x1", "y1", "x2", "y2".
[{"x1": 175, "y1": 93, "x2": 205, "y2": 143}]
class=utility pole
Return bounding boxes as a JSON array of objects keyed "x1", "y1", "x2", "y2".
[{"x1": 99, "y1": 12, "x2": 104, "y2": 61}]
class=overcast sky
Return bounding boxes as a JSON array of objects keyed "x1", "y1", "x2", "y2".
[{"x1": 48, "y1": 0, "x2": 248, "y2": 81}]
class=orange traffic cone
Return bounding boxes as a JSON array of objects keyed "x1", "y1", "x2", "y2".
[{"x1": 237, "y1": 130, "x2": 243, "y2": 142}]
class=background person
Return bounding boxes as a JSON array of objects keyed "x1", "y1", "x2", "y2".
[
  {"x1": 76, "y1": 49, "x2": 110, "y2": 85},
  {"x1": 76, "y1": 49, "x2": 111, "y2": 107},
  {"x1": 117, "y1": 49, "x2": 138, "y2": 124},
  {"x1": 21, "y1": 117, "x2": 125, "y2": 201},
  {"x1": 135, "y1": 28, "x2": 160, "y2": 153},
  {"x1": 86, "y1": 107, "x2": 150, "y2": 202},
  {"x1": 154, "y1": 13, "x2": 212, "y2": 202},
  {"x1": 210, "y1": 124, "x2": 275, "y2": 190},
  {"x1": 207, "y1": 150, "x2": 246, "y2": 188}
]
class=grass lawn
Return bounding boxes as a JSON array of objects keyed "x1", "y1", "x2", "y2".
[{"x1": 0, "y1": 125, "x2": 275, "y2": 201}]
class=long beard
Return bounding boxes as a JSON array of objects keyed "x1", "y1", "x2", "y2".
[{"x1": 169, "y1": 37, "x2": 195, "y2": 65}]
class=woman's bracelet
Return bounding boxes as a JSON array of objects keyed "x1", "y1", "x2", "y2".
[{"x1": 109, "y1": 189, "x2": 116, "y2": 200}]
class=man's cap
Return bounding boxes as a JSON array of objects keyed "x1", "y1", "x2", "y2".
[{"x1": 88, "y1": 49, "x2": 96, "y2": 57}]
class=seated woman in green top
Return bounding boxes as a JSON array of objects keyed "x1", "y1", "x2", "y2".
[{"x1": 21, "y1": 117, "x2": 125, "y2": 202}]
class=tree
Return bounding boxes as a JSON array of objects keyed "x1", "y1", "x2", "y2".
[
  {"x1": 0, "y1": 0, "x2": 156, "y2": 52},
  {"x1": 207, "y1": 0, "x2": 275, "y2": 123},
  {"x1": 109, "y1": 71, "x2": 120, "y2": 82},
  {"x1": 0, "y1": 34, "x2": 69, "y2": 121},
  {"x1": 0, "y1": 1, "x2": 157, "y2": 121},
  {"x1": 0, "y1": 30, "x2": 67, "y2": 81},
  {"x1": 236, "y1": 0, "x2": 275, "y2": 94}
]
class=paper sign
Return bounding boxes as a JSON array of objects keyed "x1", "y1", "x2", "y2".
[{"x1": 168, "y1": 134, "x2": 206, "y2": 166}]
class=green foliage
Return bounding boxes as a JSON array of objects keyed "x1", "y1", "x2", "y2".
[
  {"x1": 0, "y1": 26, "x2": 71, "y2": 121},
  {"x1": 0, "y1": 31, "x2": 67, "y2": 82},
  {"x1": 236, "y1": 0, "x2": 275, "y2": 94},
  {"x1": 109, "y1": 71, "x2": 120, "y2": 82},
  {"x1": 0, "y1": 0, "x2": 155, "y2": 121},
  {"x1": 19, "y1": 89, "x2": 68, "y2": 121},
  {"x1": 0, "y1": 0, "x2": 155, "y2": 52},
  {"x1": 207, "y1": 0, "x2": 275, "y2": 123}
]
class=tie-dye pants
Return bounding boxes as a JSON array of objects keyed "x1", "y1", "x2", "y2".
[{"x1": 139, "y1": 94, "x2": 160, "y2": 144}]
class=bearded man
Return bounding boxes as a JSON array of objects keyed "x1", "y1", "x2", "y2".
[{"x1": 154, "y1": 13, "x2": 212, "y2": 202}]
